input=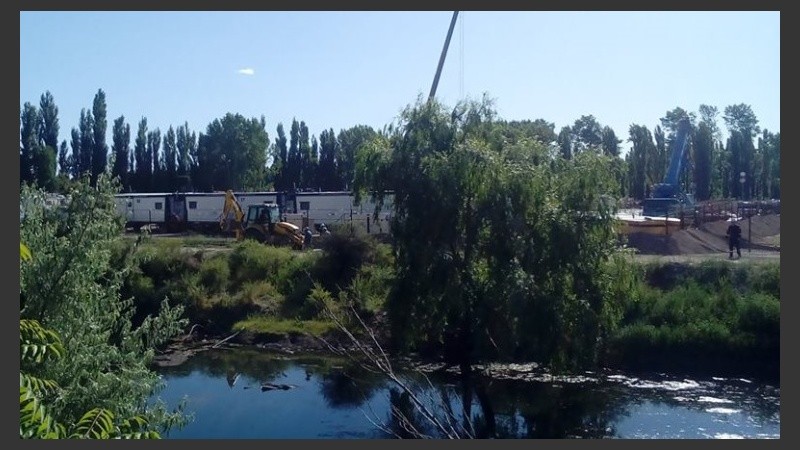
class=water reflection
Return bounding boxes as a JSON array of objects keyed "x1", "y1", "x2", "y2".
[{"x1": 153, "y1": 349, "x2": 779, "y2": 439}]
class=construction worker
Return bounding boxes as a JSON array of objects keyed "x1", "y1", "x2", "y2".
[
  {"x1": 726, "y1": 219, "x2": 742, "y2": 259},
  {"x1": 303, "y1": 227, "x2": 313, "y2": 249}
]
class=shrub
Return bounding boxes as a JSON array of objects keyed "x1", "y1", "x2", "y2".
[{"x1": 198, "y1": 255, "x2": 230, "y2": 293}]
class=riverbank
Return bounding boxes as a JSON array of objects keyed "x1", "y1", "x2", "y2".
[{"x1": 132, "y1": 235, "x2": 778, "y2": 382}]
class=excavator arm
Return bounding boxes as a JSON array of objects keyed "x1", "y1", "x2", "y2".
[{"x1": 221, "y1": 190, "x2": 246, "y2": 240}]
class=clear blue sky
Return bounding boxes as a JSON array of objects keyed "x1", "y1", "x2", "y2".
[{"x1": 20, "y1": 11, "x2": 779, "y2": 157}]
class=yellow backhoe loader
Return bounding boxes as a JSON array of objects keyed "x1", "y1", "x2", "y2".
[{"x1": 220, "y1": 190, "x2": 304, "y2": 250}]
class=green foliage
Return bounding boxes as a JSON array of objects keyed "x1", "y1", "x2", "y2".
[
  {"x1": 237, "y1": 280, "x2": 284, "y2": 314},
  {"x1": 19, "y1": 245, "x2": 164, "y2": 439},
  {"x1": 20, "y1": 319, "x2": 65, "y2": 365},
  {"x1": 19, "y1": 176, "x2": 187, "y2": 435},
  {"x1": 313, "y1": 232, "x2": 382, "y2": 296},
  {"x1": 228, "y1": 240, "x2": 295, "y2": 288},
  {"x1": 195, "y1": 113, "x2": 269, "y2": 191},
  {"x1": 352, "y1": 96, "x2": 625, "y2": 371},
  {"x1": 347, "y1": 265, "x2": 394, "y2": 314},
  {"x1": 198, "y1": 255, "x2": 230, "y2": 293},
  {"x1": 608, "y1": 262, "x2": 779, "y2": 375}
]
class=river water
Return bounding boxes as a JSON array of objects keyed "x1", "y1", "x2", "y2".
[{"x1": 151, "y1": 348, "x2": 779, "y2": 439}]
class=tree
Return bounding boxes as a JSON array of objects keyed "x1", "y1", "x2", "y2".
[
  {"x1": 318, "y1": 128, "x2": 338, "y2": 191},
  {"x1": 557, "y1": 126, "x2": 572, "y2": 160},
  {"x1": 698, "y1": 105, "x2": 724, "y2": 199},
  {"x1": 271, "y1": 123, "x2": 289, "y2": 191},
  {"x1": 299, "y1": 121, "x2": 314, "y2": 189},
  {"x1": 337, "y1": 125, "x2": 378, "y2": 190},
  {"x1": 91, "y1": 90, "x2": 108, "y2": 186},
  {"x1": 501, "y1": 119, "x2": 557, "y2": 146},
  {"x1": 79, "y1": 108, "x2": 94, "y2": 177},
  {"x1": 570, "y1": 115, "x2": 603, "y2": 154},
  {"x1": 693, "y1": 121, "x2": 714, "y2": 201},
  {"x1": 698, "y1": 105, "x2": 720, "y2": 140},
  {"x1": 33, "y1": 92, "x2": 60, "y2": 191},
  {"x1": 600, "y1": 126, "x2": 621, "y2": 158},
  {"x1": 286, "y1": 119, "x2": 301, "y2": 190},
  {"x1": 133, "y1": 118, "x2": 150, "y2": 192},
  {"x1": 176, "y1": 122, "x2": 196, "y2": 190},
  {"x1": 20, "y1": 175, "x2": 187, "y2": 433},
  {"x1": 310, "y1": 135, "x2": 320, "y2": 189},
  {"x1": 163, "y1": 126, "x2": 177, "y2": 191},
  {"x1": 723, "y1": 103, "x2": 760, "y2": 138},
  {"x1": 723, "y1": 104, "x2": 760, "y2": 199},
  {"x1": 148, "y1": 129, "x2": 162, "y2": 192},
  {"x1": 20, "y1": 103, "x2": 40, "y2": 185},
  {"x1": 627, "y1": 124, "x2": 655, "y2": 200},
  {"x1": 38, "y1": 92, "x2": 60, "y2": 154},
  {"x1": 354, "y1": 96, "x2": 629, "y2": 374},
  {"x1": 57, "y1": 141, "x2": 70, "y2": 178},
  {"x1": 32, "y1": 142, "x2": 57, "y2": 191},
  {"x1": 652, "y1": 125, "x2": 667, "y2": 188},
  {"x1": 195, "y1": 113, "x2": 269, "y2": 191},
  {"x1": 69, "y1": 128, "x2": 82, "y2": 179},
  {"x1": 757, "y1": 130, "x2": 780, "y2": 199},
  {"x1": 111, "y1": 116, "x2": 131, "y2": 191}
]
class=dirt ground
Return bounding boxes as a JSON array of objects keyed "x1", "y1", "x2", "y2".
[{"x1": 623, "y1": 213, "x2": 780, "y2": 260}]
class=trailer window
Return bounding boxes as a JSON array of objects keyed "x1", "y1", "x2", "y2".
[
  {"x1": 155, "y1": 202, "x2": 163, "y2": 210},
  {"x1": 300, "y1": 201, "x2": 310, "y2": 211},
  {"x1": 188, "y1": 201, "x2": 197, "y2": 209}
]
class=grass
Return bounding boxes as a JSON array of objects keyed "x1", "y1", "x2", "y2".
[{"x1": 232, "y1": 316, "x2": 337, "y2": 338}]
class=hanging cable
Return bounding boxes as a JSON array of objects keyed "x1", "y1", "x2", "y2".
[{"x1": 459, "y1": 12, "x2": 464, "y2": 100}]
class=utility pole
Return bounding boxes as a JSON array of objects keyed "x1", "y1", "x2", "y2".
[{"x1": 428, "y1": 11, "x2": 459, "y2": 103}]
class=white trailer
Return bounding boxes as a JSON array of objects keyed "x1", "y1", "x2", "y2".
[
  {"x1": 234, "y1": 191, "x2": 279, "y2": 212},
  {"x1": 184, "y1": 192, "x2": 226, "y2": 231},
  {"x1": 114, "y1": 193, "x2": 168, "y2": 229},
  {"x1": 290, "y1": 191, "x2": 394, "y2": 235},
  {"x1": 295, "y1": 192, "x2": 354, "y2": 224}
]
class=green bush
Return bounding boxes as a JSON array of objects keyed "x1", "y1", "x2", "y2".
[
  {"x1": 609, "y1": 261, "x2": 780, "y2": 375},
  {"x1": 314, "y1": 232, "x2": 382, "y2": 295},
  {"x1": 749, "y1": 263, "x2": 780, "y2": 299},
  {"x1": 198, "y1": 255, "x2": 230, "y2": 293},
  {"x1": 228, "y1": 241, "x2": 294, "y2": 288},
  {"x1": 235, "y1": 281, "x2": 284, "y2": 314},
  {"x1": 346, "y1": 265, "x2": 394, "y2": 314},
  {"x1": 737, "y1": 292, "x2": 780, "y2": 336}
]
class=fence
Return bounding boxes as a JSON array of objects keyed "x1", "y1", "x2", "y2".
[
  {"x1": 653, "y1": 199, "x2": 780, "y2": 231},
  {"x1": 282, "y1": 209, "x2": 392, "y2": 236}
]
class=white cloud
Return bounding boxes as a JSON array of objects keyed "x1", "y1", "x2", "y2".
[{"x1": 237, "y1": 68, "x2": 255, "y2": 76}]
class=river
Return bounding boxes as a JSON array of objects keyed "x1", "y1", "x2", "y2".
[{"x1": 151, "y1": 347, "x2": 779, "y2": 439}]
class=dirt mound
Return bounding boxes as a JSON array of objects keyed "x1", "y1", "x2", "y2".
[{"x1": 624, "y1": 214, "x2": 780, "y2": 255}]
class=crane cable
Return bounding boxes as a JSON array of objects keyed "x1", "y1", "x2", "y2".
[{"x1": 459, "y1": 12, "x2": 464, "y2": 100}]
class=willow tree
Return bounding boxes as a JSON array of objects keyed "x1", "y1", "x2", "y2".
[{"x1": 355, "y1": 97, "x2": 632, "y2": 373}]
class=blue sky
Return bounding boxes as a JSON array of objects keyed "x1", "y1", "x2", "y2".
[{"x1": 20, "y1": 11, "x2": 779, "y2": 157}]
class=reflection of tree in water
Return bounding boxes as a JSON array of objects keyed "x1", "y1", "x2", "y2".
[
  {"x1": 158, "y1": 349, "x2": 315, "y2": 388},
  {"x1": 379, "y1": 371, "x2": 500, "y2": 438},
  {"x1": 509, "y1": 382, "x2": 625, "y2": 438},
  {"x1": 319, "y1": 363, "x2": 386, "y2": 409},
  {"x1": 160, "y1": 349, "x2": 286, "y2": 378},
  {"x1": 380, "y1": 369, "x2": 628, "y2": 439}
]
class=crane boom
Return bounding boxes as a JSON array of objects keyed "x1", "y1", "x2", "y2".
[
  {"x1": 663, "y1": 117, "x2": 691, "y2": 188},
  {"x1": 428, "y1": 11, "x2": 459, "y2": 102},
  {"x1": 642, "y1": 117, "x2": 694, "y2": 217}
]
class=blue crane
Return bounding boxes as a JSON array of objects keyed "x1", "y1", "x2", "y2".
[{"x1": 642, "y1": 117, "x2": 694, "y2": 217}]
